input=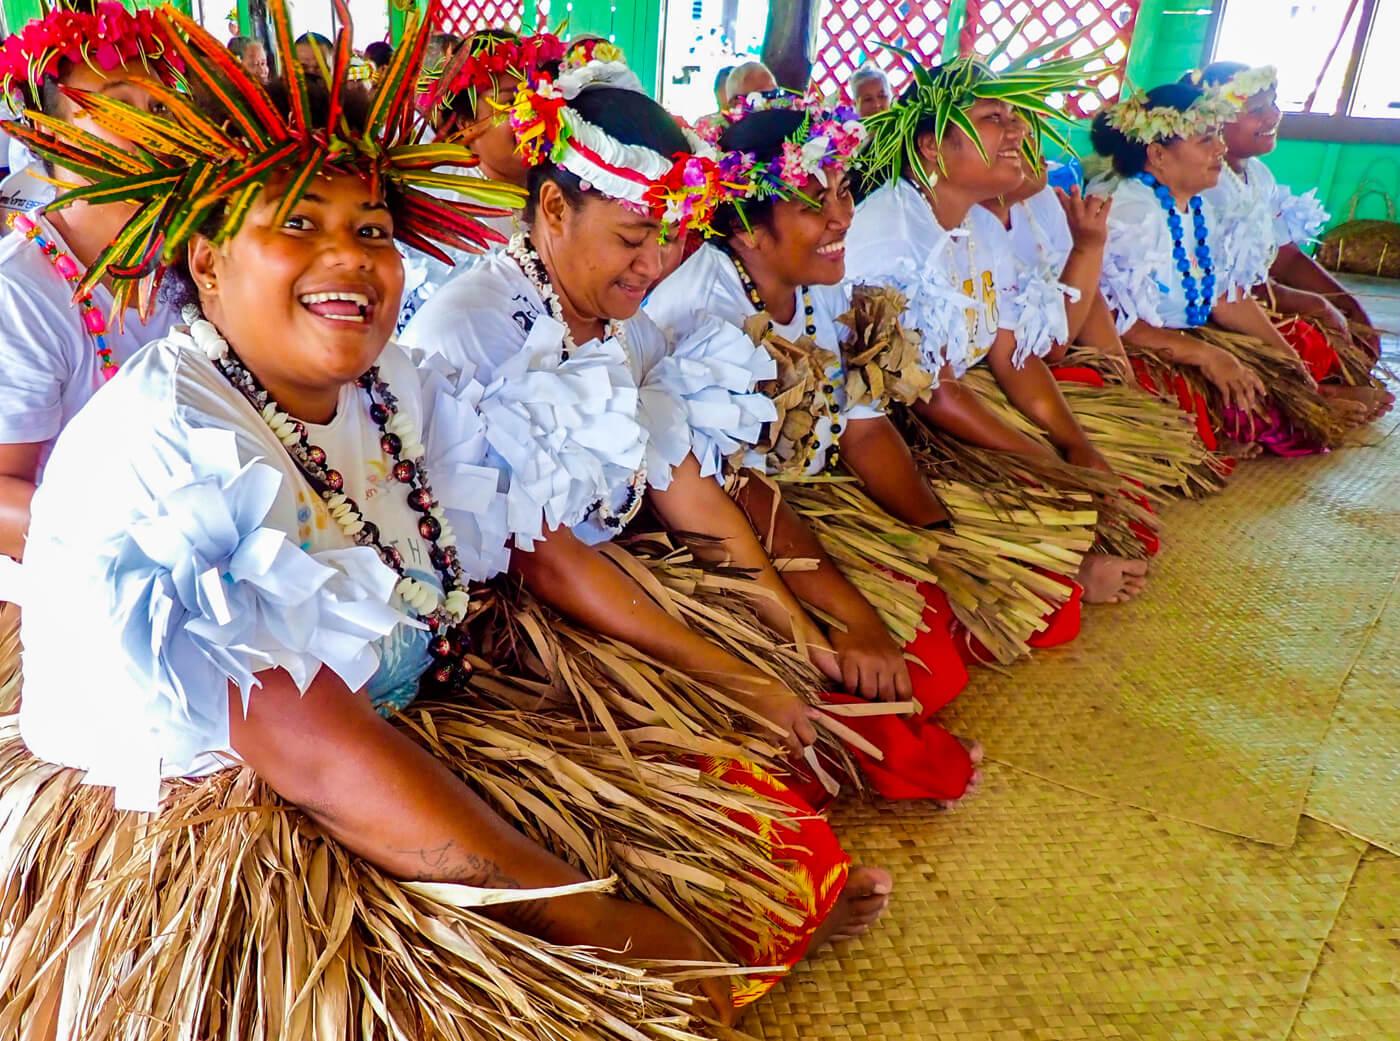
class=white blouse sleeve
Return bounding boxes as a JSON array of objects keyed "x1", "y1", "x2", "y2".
[
  {"x1": 1100, "y1": 184, "x2": 1172, "y2": 332},
  {"x1": 6, "y1": 349, "x2": 409, "y2": 812},
  {"x1": 471, "y1": 318, "x2": 646, "y2": 551},
  {"x1": 1274, "y1": 184, "x2": 1329, "y2": 248},
  {"x1": 1204, "y1": 186, "x2": 1277, "y2": 301},
  {"x1": 635, "y1": 312, "x2": 777, "y2": 489},
  {"x1": 417, "y1": 351, "x2": 513, "y2": 582}
]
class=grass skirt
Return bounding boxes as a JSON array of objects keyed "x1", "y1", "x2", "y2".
[
  {"x1": 766, "y1": 473, "x2": 1095, "y2": 665},
  {"x1": 0, "y1": 601, "x2": 848, "y2": 1037}
]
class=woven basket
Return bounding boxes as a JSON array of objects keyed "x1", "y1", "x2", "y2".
[{"x1": 1316, "y1": 184, "x2": 1400, "y2": 278}]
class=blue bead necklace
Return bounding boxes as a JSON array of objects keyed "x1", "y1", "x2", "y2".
[{"x1": 1136, "y1": 171, "x2": 1216, "y2": 326}]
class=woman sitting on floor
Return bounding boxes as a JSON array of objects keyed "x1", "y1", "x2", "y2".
[
  {"x1": 0, "y1": 8, "x2": 881, "y2": 1035},
  {"x1": 0, "y1": 2, "x2": 185, "y2": 559},
  {"x1": 648, "y1": 93, "x2": 1099, "y2": 676},
  {"x1": 1091, "y1": 81, "x2": 1369, "y2": 457},
  {"x1": 846, "y1": 51, "x2": 1155, "y2": 604},
  {"x1": 1193, "y1": 61, "x2": 1391, "y2": 413}
]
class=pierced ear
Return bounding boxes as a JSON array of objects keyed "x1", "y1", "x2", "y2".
[{"x1": 186, "y1": 237, "x2": 220, "y2": 296}]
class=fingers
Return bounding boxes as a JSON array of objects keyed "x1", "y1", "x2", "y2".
[
  {"x1": 840, "y1": 656, "x2": 862, "y2": 698},
  {"x1": 793, "y1": 710, "x2": 819, "y2": 751}
]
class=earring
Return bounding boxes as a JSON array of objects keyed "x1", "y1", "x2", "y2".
[{"x1": 203, "y1": 281, "x2": 215, "y2": 290}]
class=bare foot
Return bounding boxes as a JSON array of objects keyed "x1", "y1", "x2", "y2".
[
  {"x1": 809, "y1": 866, "x2": 893, "y2": 950},
  {"x1": 1320, "y1": 384, "x2": 1384, "y2": 428},
  {"x1": 1078, "y1": 553, "x2": 1149, "y2": 604},
  {"x1": 934, "y1": 738, "x2": 983, "y2": 810},
  {"x1": 1222, "y1": 439, "x2": 1265, "y2": 460},
  {"x1": 1322, "y1": 383, "x2": 1395, "y2": 422}
]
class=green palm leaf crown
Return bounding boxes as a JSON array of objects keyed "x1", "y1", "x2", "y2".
[{"x1": 858, "y1": 29, "x2": 1111, "y2": 192}]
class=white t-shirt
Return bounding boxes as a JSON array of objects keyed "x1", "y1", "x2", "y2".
[
  {"x1": 0, "y1": 214, "x2": 179, "y2": 475},
  {"x1": 1096, "y1": 176, "x2": 1253, "y2": 332},
  {"x1": 646, "y1": 242, "x2": 879, "y2": 477},
  {"x1": 848, "y1": 178, "x2": 1026, "y2": 375},
  {"x1": 0, "y1": 166, "x2": 56, "y2": 221},
  {"x1": 6, "y1": 334, "x2": 460, "y2": 812}
]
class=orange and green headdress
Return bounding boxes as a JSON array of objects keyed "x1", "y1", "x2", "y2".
[
  {"x1": 0, "y1": 1, "x2": 182, "y2": 109},
  {"x1": 1, "y1": 0, "x2": 525, "y2": 319}
]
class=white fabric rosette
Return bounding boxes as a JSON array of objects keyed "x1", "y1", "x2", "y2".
[
  {"x1": 40, "y1": 427, "x2": 409, "y2": 811},
  {"x1": 1101, "y1": 208, "x2": 1173, "y2": 333},
  {"x1": 637, "y1": 316, "x2": 778, "y2": 489},
  {"x1": 1006, "y1": 263, "x2": 1078, "y2": 366},
  {"x1": 470, "y1": 315, "x2": 647, "y2": 551},
  {"x1": 1209, "y1": 189, "x2": 1277, "y2": 299},
  {"x1": 861, "y1": 236, "x2": 975, "y2": 378},
  {"x1": 418, "y1": 352, "x2": 512, "y2": 581},
  {"x1": 1277, "y1": 186, "x2": 1328, "y2": 246}
]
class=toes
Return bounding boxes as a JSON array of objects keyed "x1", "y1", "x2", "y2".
[{"x1": 1122, "y1": 558, "x2": 1150, "y2": 577}]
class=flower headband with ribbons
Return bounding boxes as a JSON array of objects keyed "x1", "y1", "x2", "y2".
[
  {"x1": 0, "y1": 1, "x2": 183, "y2": 109},
  {"x1": 509, "y1": 59, "x2": 728, "y2": 239}
]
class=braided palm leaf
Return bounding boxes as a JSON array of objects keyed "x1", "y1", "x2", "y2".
[{"x1": 0, "y1": 0, "x2": 526, "y2": 318}]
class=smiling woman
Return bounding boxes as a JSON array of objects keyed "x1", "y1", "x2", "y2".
[{"x1": 0, "y1": 3, "x2": 841, "y2": 1038}]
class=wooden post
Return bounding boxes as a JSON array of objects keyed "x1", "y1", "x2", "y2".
[{"x1": 761, "y1": 0, "x2": 816, "y2": 91}]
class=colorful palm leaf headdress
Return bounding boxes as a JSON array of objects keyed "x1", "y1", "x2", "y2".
[
  {"x1": 0, "y1": 1, "x2": 182, "y2": 109},
  {"x1": 860, "y1": 29, "x2": 1109, "y2": 190},
  {"x1": 1, "y1": 0, "x2": 526, "y2": 320},
  {"x1": 508, "y1": 59, "x2": 727, "y2": 240},
  {"x1": 708, "y1": 90, "x2": 867, "y2": 217},
  {"x1": 1102, "y1": 86, "x2": 1241, "y2": 144}
]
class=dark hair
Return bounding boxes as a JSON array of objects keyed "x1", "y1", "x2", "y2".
[
  {"x1": 712, "y1": 107, "x2": 807, "y2": 235},
  {"x1": 524, "y1": 87, "x2": 690, "y2": 223},
  {"x1": 295, "y1": 31, "x2": 333, "y2": 49},
  {"x1": 1090, "y1": 82, "x2": 1205, "y2": 177},
  {"x1": 1189, "y1": 62, "x2": 1249, "y2": 89},
  {"x1": 364, "y1": 41, "x2": 393, "y2": 67}
]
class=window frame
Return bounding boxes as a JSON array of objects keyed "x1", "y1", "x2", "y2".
[{"x1": 1203, "y1": 0, "x2": 1400, "y2": 145}]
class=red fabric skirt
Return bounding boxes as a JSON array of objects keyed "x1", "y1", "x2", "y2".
[
  {"x1": 698, "y1": 757, "x2": 851, "y2": 1009},
  {"x1": 789, "y1": 581, "x2": 976, "y2": 809}
]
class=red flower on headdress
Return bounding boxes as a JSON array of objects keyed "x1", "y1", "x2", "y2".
[
  {"x1": 446, "y1": 31, "x2": 565, "y2": 100},
  {"x1": 0, "y1": 2, "x2": 181, "y2": 107}
]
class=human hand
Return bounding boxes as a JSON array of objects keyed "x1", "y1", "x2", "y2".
[{"x1": 1055, "y1": 185, "x2": 1112, "y2": 251}]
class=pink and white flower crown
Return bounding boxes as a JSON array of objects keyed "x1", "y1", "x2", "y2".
[
  {"x1": 0, "y1": 2, "x2": 182, "y2": 109},
  {"x1": 707, "y1": 90, "x2": 867, "y2": 209},
  {"x1": 508, "y1": 59, "x2": 728, "y2": 239}
]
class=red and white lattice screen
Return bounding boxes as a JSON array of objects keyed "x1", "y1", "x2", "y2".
[
  {"x1": 809, "y1": 0, "x2": 1139, "y2": 114},
  {"x1": 809, "y1": 0, "x2": 953, "y2": 99},
  {"x1": 959, "y1": 0, "x2": 1141, "y2": 116},
  {"x1": 433, "y1": 0, "x2": 550, "y2": 38}
]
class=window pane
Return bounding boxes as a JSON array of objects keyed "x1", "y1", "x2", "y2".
[
  {"x1": 1350, "y1": 1, "x2": 1400, "y2": 117},
  {"x1": 1212, "y1": 0, "x2": 1364, "y2": 115}
]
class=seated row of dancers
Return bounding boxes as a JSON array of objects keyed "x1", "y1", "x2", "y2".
[{"x1": 0, "y1": 3, "x2": 1388, "y2": 1037}]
